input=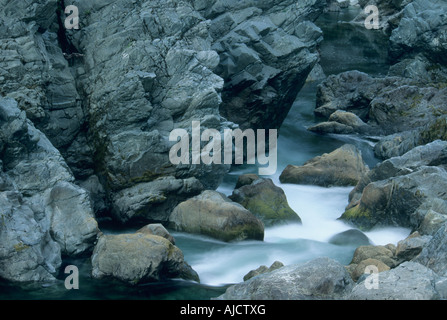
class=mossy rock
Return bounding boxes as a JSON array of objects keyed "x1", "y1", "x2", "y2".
[{"x1": 230, "y1": 175, "x2": 301, "y2": 226}]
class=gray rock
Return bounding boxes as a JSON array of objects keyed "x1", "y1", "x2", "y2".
[
  {"x1": 169, "y1": 190, "x2": 264, "y2": 242},
  {"x1": 395, "y1": 232, "x2": 431, "y2": 263},
  {"x1": 111, "y1": 176, "x2": 204, "y2": 224},
  {"x1": 348, "y1": 262, "x2": 442, "y2": 300},
  {"x1": 314, "y1": 70, "x2": 447, "y2": 136},
  {"x1": 0, "y1": 191, "x2": 61, "y2": 282},
  {"x1": 341, "y1": 166, "x2": 447, "y2": 231},
  {"x1": 216, "y1": 257, "x2": 354, "y2": 300},
  {"x1": 328, "y1": 229, "x2": 372, "y2": 246},
  {"x1": 389, "y1": 0, "x2": 447, "y2": 65},
  {"x1": 280, "y1": 144, "x2": 369, "y2": 187},
  {"x1": 415, "y1": 222, "x2": 447, "y2": 277},
  {"x1": 45, "y1": 181, "x2": 100, "y2": 256},
  {"x1": 136, "y1": 223, "x2": 176, "y2": 245},
  {"x1": 91, "y1": 232, "x2": 199, "y2": 285},
  {"x1": 0, "y1": 97, "x2": 100, "y2": 282},
  {"x1": 210, "y1": 0, "x2": 325, "y2": 130}
]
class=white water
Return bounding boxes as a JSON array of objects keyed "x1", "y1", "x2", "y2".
[{"x1": 174, "y1": 173, "x2": 410, "y2": 286}]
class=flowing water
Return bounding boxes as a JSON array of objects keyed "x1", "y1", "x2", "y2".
[{"x1": 0, "y1": 7, "x2": 411, "y2": 300}]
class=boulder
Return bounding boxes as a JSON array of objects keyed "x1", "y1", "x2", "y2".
[
  {"x1": 415, "y1": 222, "x2": 447, "y2": 277},
  {"x1": 342, "y1": 141, "x2": 447, "y2": 231},
  {"x1": 395, "y1": 231, "x2": 432, "y2": 263},
  {"x1": 216, "y1": 257, "x2": 354, "y2": 300},
  {"x1": 169, "y1": 190, "x2": 264, "y2": 242},
  {"x1": 91, "y1": 233, "x2": 199, "y2": 285},
  {"x1": 308, "y1": 110, "x2": 370, "y2": 135},
  {"x1": 46, "y1": 181, "x2": 100, "y2": 257},
  {"x1": 328, "y1": 229, "x2": 372, "y2": 246},
  {"x1": 111, "y1": 176, "x2": 204, "y2": 224},
  {"x1": 347, "y1": 258, "x2": 390, "y2": 283},
  {"x1": 349, "y1": 245, "x2": 398, "y2": 268},
  {"x1": 229, "y1": 175, "x2": 301, "y2": 225},
  {"x1": 348, "y1": 262, "x2": 444, "y2": 300},
  {"x1": 280, "y1": 144, "x2": 369, "y2": 187},
  {"x1": 137, "y1": 223, "x2": 176, "y2": 245}
]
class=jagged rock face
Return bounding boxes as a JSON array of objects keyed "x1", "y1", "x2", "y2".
[
  {"x1": 1, "y1": 0, "x2": 325, "y2": 224},
  {"x1": 204, "y1": 0, "x2": 325, "y2": 130},
  {"x1": 389, "y1": 0, "x2": 447, "y2": 65},
  {"x1": 0, "y1": 97, "x2": 100, "y2": 282}
]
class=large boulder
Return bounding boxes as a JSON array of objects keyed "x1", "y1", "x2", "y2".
[
  {"x1": 280, "y1": 144, "x2": 369, "y2": 187},
  {"x1": 229, "y1": 175, "x2": 301, "y2": 225},
  {"x1": 91, "y1": 232, "x2": 199, "y2": 285},
  {"x1": 169, "y1": 190, "x2": 264, "y2": 242},
  {"x1": 343, "y1": 141, "x2": 447, "y2": 232},
  {"x1": 111, "y1": 176, "x2": 204, "y2": 224},
  {"x1": 45, "y1": 181, "x2": 100, "y2": 257},
  {"x1": 348, "y1": 262, "x2": 445, "y2": 300},
  {"x1": 216, "y1": 257, "x2": 354, "y2": 300},
  {"x1": 341, "y1": 166, "x2": 447, "y2": 231},
  {"x1": 415, "y1": 222, "x2": 447, "y2": 277}
]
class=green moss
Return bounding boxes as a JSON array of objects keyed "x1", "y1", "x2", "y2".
[
  {"x1": 419, "y1": 117, "x2": 447, "y2": 144},
  {"x1": 341, "y1": 205, "x2": 372, "y2": 220},
  {"x1": 14, "y1": 242, "x2": 30, "y2": 252}
]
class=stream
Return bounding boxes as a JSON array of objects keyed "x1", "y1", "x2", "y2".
[{"x1": 0, "y1": 6, "x2": 411, "y2": 300}]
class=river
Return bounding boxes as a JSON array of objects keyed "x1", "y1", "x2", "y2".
[{"x1": 0, "y1": 6, "x2": 410, "y2": 300}]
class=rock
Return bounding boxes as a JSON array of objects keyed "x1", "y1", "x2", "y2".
[
  {"x1": 279, "y1": 144, "x2": 369, "y2": 187},
  {"x1": 415, "y1": 222, "x2": 447, "y2": 277},
  {"x1": 348, "y1": 258, "x2": 390, "y2": 283},
  {"x1": 46, "y1": 181, "x2": 100, "y2": 257},
  {"x1": 91, "y1": 232, "x2": 199, "y2": 285},
  {"x1": 234, "y1": 173, "x2": 260, "y2": 189},
  {"x1": 229, "y1": 175, "x2": 301, "y2": 225},
  {"x1": 342, "y1": 142, "x2": 447, "y2": 231},
  {"x1": 206, "y1": 0, "x2": 325, "y2": 130},
  {"x1": 389, "y1": 0, "x2": 447, "y2": 65},
  {"x1": 0, "y1": 191, "x2": 61, "y2": 282},
  {"x1": 348, "y1": 262, "x2": 443, "y2": 300},
  {"x1": 169, "y1": 190, "x2": 264, "y2": 242},
  {"x1": 328, "y1": 229, "x2": 372, "y2": 246},
  {"x1": 243, "y1": 261, "x2": 284, "y2": 281},
  {"x1": 395, "y1": 231, "x2": 432, "y2": 263},
  {"x1": 216, "y1": 257, "x2": 354, "y2": 300},
  {"x1": 352, "y1": 0, "x2": 411, "y2": 34},
  {"x1": 0, "y1": 97, "x2": 99, "y2": 282},
  {"x1": 349, "y1": 245, "x2": 398, "y2": 268},
  {"x1": 314, "y1": 70, "x2": 447, "y2": 137},
  {"x1": 111, "y1": 176, "x2": 204, "y2": 224},
  {"x1": 137, "y1": 223, "x2": 176, "y2": 245}
]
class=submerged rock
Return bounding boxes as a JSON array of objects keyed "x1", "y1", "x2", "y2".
[
  {"x1": 91, "y1": 232, "x2": 199, "y2": 285},
  {"x1": 280, "y1": 144, "x2": 369, "y2": 187},
  {"x1": 230, "y1": 175, "x2": 301, "y2": 226},
  {"x1": 328, "y1": 229, "x2": 372, "y2": 246},
  {"x1": 169, "y1": 190, "x2": 264, "y2": 242}
]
